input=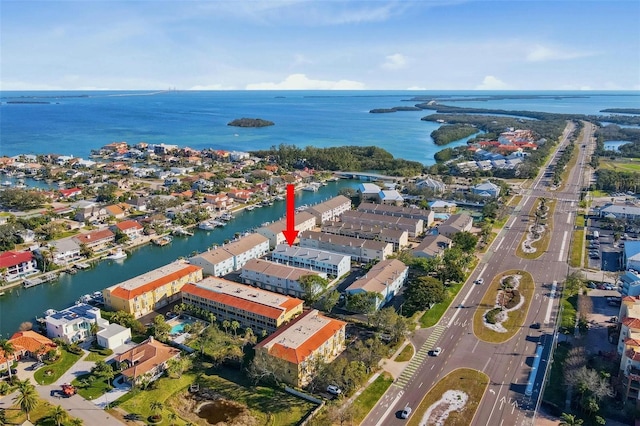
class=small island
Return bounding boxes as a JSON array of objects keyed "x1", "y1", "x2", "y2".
[{"x1": 227, "y1": 118, "x2": 274, "y2": 127}]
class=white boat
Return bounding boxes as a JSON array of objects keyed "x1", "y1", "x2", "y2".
[
  {"x1": 77, "y1": 294, "x2": 92, "y2": 304},
  {"x1": 211, "y1": 220, "x2": 226, "y2": 227},
  {"x1": 1, "y1": 181, "x2": 11, "y2": 187},
  {"x1": 44, "y1": 309, "x2": 57, "y2": 317},
  {"x1": 274, "y1": 195, "x2": 285, "y2": 201},
  {"x1": 92, "y1": 291, "x2": 103, "y2": 299},
  {"x1": 106, "y1": 248, "x2": 127, "y2": 260},
  {"x1": 219, "y1": 212, "x2": 234, "y2": 221},
  {"x1": 302, "y1": 182, "x2": 321, "y2": 192},
  {"x1": 246, "y1": 205, "x2": 255, "y2": 211},
  {"x1": 198, "y1": 221, "x2": 217, "y2": 231}
]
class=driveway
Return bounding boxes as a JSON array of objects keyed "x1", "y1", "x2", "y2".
[{"x1": 53, "y1": 351, "x2": 95, "y2": 386}]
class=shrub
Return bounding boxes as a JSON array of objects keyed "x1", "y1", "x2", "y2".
[
  {"x1": 99, "y1": 348, "x2": 113, "y2": 356},
  {"x1": 68, "y1": 344, "x2": 84, "y2": 355},
  {"x1": 505, "y1": 290, "x2": 521, "y2": 309},
  {"x1": 485, "y1": 308, "x2": 502, "y2": 324}
]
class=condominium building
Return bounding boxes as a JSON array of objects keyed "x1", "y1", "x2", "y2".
[
  {"x1": 298, "y1": 230, "x2": 392, "y2": 263},
  {"x1": 254, "y1": 309, "x2": 346, "y2": 387},
  {"x1": 103, "y1": 260, "x2": 203, "y2": 318},
  {"x1": 271, "y1": 244, "x2": 351, "y2": 278},
  {"x1": 412, "y1": 234, "x2": 453, "y2": 259},
  {"x1": 306, "y1": 195, "x2": 352, "y2": 225},
  {"x1": 240, "y1": 258, "x2": 327, "y2": 298},
  {"x1": 340, "y1": 210, "x2": 423, "y2": 237},
  {"x1": 181, "y1": 277, "x2": 304, "y2": 334},
  {"x1": 618, "y1": 296, "x2": 640, "y2": 406},
  {"x1": 321, "y1": 221, "x2": 408, "y2": 250},
  {"x1": 345, "y1": 259, "x2": 408, "y2": 310},
  {"x1": 357, "y1": 202, "x2": 434, "y2": 229},
  {"x1": 437, "y1": 214, "x2": 473, "y2": 238},
  {"x1": 256, "y1": 211, "x2": 316, "y2": 248},
  {"x1": 189, "y1": 233, "x2": 270, "y2": 276}
]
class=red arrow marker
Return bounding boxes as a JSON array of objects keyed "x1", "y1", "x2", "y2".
[{"x1": 282, "y1": 184, "x2": 299, "y2": 246}]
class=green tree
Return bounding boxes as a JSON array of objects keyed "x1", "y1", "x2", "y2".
[
  {"x1": 150, "y1": 401, "x2": 164, "y2": 421},
  {"x1": 403, "y1": 276, "x2": 446, "y2": 316},
  {"x1": 321, "y1": 290, "x2": 341, "y2": 312},
  {"x1": 91, "y1": 360, "x2": 115, "y2": 387},
  {"x1": 0, "y1": 339, "x2": 16, "y2": 380},
  {"x1": 452, "y1": 231, "x2": 479, "y2": 252},
  {"x1": 70, "y1": 418, "x2": 84, "y2": 426},
  {"x1": 345, "y1": 292, "x2": 380, "y2": 314},
  {"x1": 559, "y1": 412, "x2": 583, "y2": 426},
  {"x1": 152, "y1": 314, "x2": 171, "y2": 341},
  {"x1": 51, "y1": 405, "x2": 68, "y2": 426},
  {"x1": 230, "y1": 320, "x2": 240, "y2": 336},
  {"x1": 12, "y1": 379, "x2": 38, "y2": 421},
  {"x1": 299, "y1": 274, "x2": 329, "y2": 304}
]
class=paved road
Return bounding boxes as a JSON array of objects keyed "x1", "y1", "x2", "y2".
[{"x1": 362, "y1": 121, "x2": 595, "y2": 426}]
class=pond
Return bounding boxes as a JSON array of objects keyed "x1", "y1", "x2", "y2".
[{"x1": 197, "y1": 400, "x2": 244, "y2": 424}]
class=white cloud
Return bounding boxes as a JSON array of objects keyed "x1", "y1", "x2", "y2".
[
  {"x1": 245, "y1": 74, "x2": 365, "y2": 90},
  {"x1": 526, "y1": 44, "x2": 593, "y2": 62},
  {"x1": 475, "y1": 76, "x2": 510, "y2": 90},
  {"x1": 189, "y1": 83, "x2": 237, "y2": 90},
  {"x1": 382, "y1": 53, "x2": 407, "y2": 70}
]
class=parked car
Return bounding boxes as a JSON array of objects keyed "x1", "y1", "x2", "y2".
[
  {"x1": 327, "y1": 385, "x2": 342, "y2": 396},
  {"x1": 0, "y1": 368, "x2": 17, "y2": 377},
  {"x1": 30, "y1": 362, "x2": 45, "y2": 371},
  {"x1": 401, "y1": 406, "x2": 412, "y2": 419},
  {"x1": 604, "y1": 284, "x2": 614, "y2": 290}
]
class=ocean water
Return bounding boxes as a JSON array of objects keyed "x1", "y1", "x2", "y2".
[{"x1": 1, "y1": 90, "x2": 638, "y2": 165}]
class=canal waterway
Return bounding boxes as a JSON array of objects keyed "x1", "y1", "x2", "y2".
[{"x1": 0, "y1": 180, "x2": 359, "y2": 337}]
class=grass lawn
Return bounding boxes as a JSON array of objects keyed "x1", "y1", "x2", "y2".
[
  {"x1": 394, "y1": 344, "x2": 414, "y2": 362},
  {"x1": 351, "y1": 373, "x2": 394, "y2": 424},
  {"x1": 508, "y1": 194, "x2": 523, "y2": 207},
  {"x1": 420, "y1": 282, "x2": 464, "y2": 328},
  {"x1": 542, "y1": 342, "x2": 570, "y2": 411},
  {"x1": 71, "y1": 372, "x2": 112, "y2": 400},
  {"x1": 568, "y1": 228, "x2": 584, "y2": 268},
  {"x1": 407, "y1": 368, "x2": 489, "y2": 426},
  {"x1": 34, "y1": 349, "x2": 83, "y2": 385},
  {"x1": 473, "y1": 270, "x2": 535, "y2": 343},
  {"x1": 516, "y1": 198, "x2": 556, "y2": 260},
  {"x1": 560, "y1": 295, "x2": 577, "y2": 332},
  {"x1": 2, "y1": 396, "x2": 83, "y2": 426},
  {"x1": 589, "y1": 189, "x2": 608, "y2": 198},
  {"x1": 84, "y1": 351, "x2": 106, "y2": 362},
  {"x1": 599, "y1": 158, "x2": 640, "y2": 173}
]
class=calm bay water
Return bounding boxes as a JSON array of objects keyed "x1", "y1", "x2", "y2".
[
  {"x1": 0, "y1": 180, "x2": 358, "y2": 337},
  {"x1": 1, "y1": 90, "x2": 638, "y2": 165}
]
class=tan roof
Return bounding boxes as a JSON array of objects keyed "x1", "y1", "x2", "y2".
[
  {"x1": 341, "y1": 210, "x2": 420, "y2": 227},
  {"x1": 190, "y1": 233, "x2": 268, "y2": 265},
  {"x1": 242, "y1": 258, "x2": 323, "y2": 281},
  {"x1": 413, "y1": 234, "x2": 452, "y2": 257},
  {"x1": 357, "y1": 202, "x2": 431, "y2": 220},
  {"x1": 299, "y1": 230, "x2": 389, "y2": 251},
  {"x1": 306, "y1": 195, "x2": 351, "y2": 215},
  {"x1": 346, "y1": 259, "x2": 408, "y2": 294},
  {"x1": 261, "y1": 211, "x2": 315, "y2": 233},
  {"x1": 115, "y1": 337, "x2": 180, "y2": 380}
]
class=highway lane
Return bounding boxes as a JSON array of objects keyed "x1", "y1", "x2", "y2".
[{"x1": 362, "y1": 121, "x2": 595, "y2": 426}]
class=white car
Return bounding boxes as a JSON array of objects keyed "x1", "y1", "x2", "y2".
[
  {"x1": 475, "y1": 278, "x2": 484, "y2": 285},
  {"x1": 432, "y1": 347, "x2": 442, "y2": 356},
  {"x1": 401, "y1": 406, "x2": 412, "y2": 419},
  {"x1": 327, "y1": 385, "x2": 342, "y2": 395}
]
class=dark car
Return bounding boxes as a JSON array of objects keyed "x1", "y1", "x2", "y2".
[
  {"x1": 531, "y1": 322, "x2": 541, "y2": 329},
  {"x1": 0, "y1": 368, "x2": 18, "y2": 377}
]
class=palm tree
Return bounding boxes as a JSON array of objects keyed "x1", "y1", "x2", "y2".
[
  {"x1": 70, "y1": 417, "x2": 84, "y2": 426},
  {"x1": 208, "y1": 312, "x2": 216, "y2": 325},
  {"x1": 51, "y1": 405, "x2": 68, "y2": 426},
  {"x1": 0, "y1": 339, "x2": 15, "y2": 380},
  {"x1": 559, "y1": 412, "x2": 584, "y2": 426},
  {"x1": 12, "y1": 379, "x2": 38, "y2": 421},
  {"x1": 168, "y1": 412, "x2": 178, "y2": 426},
  {"x1": 222, "y1": 320, "x2": 230, "y2": 334},
  {"x1": 150, "y1": 401, "x2": 164, "y2": 421},
  {"x1": 231, "y1": 320, "x2": 240, "y2": 336},
  {"x1": 0, "y1": 408, "x2": 7, "y2": 426}
]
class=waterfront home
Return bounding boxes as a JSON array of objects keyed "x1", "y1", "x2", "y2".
[
  {"x1": 111, "y1": 220, "x2": 144, "y2": 241},
  {"x1": 416, "y1": 177, "x2": 446, "y2": 193},
  {"x1": 254, "y1": 309, "x2": 346, "y2": 387},
  {"x1": 357, "y1": 183, "x2": 382, "y2": 201},
  {"x1": 115, "y1": 336, "x2": 180, "y2": 385},
  {"x1": 73, "y1": 228, "x2": 115, "y2": 252},
  {"x1": 271, "y1": 244, "x2": 351, "y2": 278},
  {"x1": 298, "y1": 230, "x2": 392, "y2": 263},
  {"x1": 340, "y1": 210, "x2": 423, "y2": 238},
  {"x1": 412, "y1": 234, "x2": 453, "y2": 259},
  {"x1": 378, "y1": 189, "x2": 404, "y2": 205},
  {"x1": 44, "y1": 238, "x2": 82, "y2": 265},
  {"x1": 1, "y1": 331, "x2": 57, "y2": 365},
  {"x1": 189, "y1": 233, "x2": 270, "y2": 276},
  {"x1": 256, "y1": 211, "x2": 316, "y2": 249},
  {"x1": 72, "y1": 200, "x2": 107, "y2": 223},
  {"x1": 58, "y1": 187, "x2": 82, "y2": 199},
  {"x1": 321, "y1": 221, "x2": 408, "y2": 251},
  {"x1": 436, "y1": 213, "x2": 474, "y2": 238},
  {"x1": 240, "y1": 258, "x2": 328, "y2": 299},
  {"x1": 181, "y1": 277, "x2": 304, "y2": 334},
  {"x1": 105, "y1": 204, "x2": 126, "y2": 219},
  {"x1": 305, "y1": 195, "x2": 352, "y2": 226},
  {"x1": 0, "y1": 250, "x2": 39, "y2": 282},
  {"x1": 345, "y1": 259, "x2": 409, "y2": 311},
  {"x1": 45, "y1": 303, "x2": 107, "y2": 344},
  {"x1": 103, "y1": 260, "x2": 203, "y2": 318},
  {"x1": 617, "y1": 296, "x2": 640, "y2": 405}
]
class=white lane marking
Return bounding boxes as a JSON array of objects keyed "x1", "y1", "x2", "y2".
[
  {"x1": 558, "y1": 230, "x2": 568, "y2": 261},
  {"x1": 544, "y1": 281, "x2": 558, "y2": 324},
  {"x1": 374, "y1": 391, "x2": 403, "y2": 426}
]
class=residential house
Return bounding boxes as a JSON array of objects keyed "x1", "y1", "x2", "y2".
[
  {"x1": 620, "y1": 271, "x2": 640, "y2": 297},
  {"x1": 45, "y1": 238, "x2": 82, "y2": 265},
  {"x1": 105, "y1": 204, "x2": 126, "y2": 219},
  {"x1": 256, "y1": 211, "x2": 316, "y2": 248},
  {"x1": 298, "y1": 231, "x2": 392, "y2": 263},
  {"x1": 271, "y1": 244, "x2": 351, "y2": 278},
  {"x1": 429, "y1": 201, "x2": 457, "y2": 214},
  {"x1": 413, "y1": 234, "x2": 453, "y2": 259},
  {"x1": 306, "y1": 195, "x2": 352, "y2": 226},
  {"x1": 59, "y1": 187, "x2": 82, "y2": 199},
  {"x1": 624, "y1": 242, "x2": 640, "y2": 272},
  {"x1": 181, "y1": 278, "x2": 304, "y2": 334},
  {"x1": 103, "y1": 260, "x2": 203, "y2": 318},
  {"x1": 72, "y1": 200, "x2": 107, "y2": 223},
  {"x1": 96, "y1": 323, "x2": 132, "y2": 350},
  {"x1": 253, "y1": 309, "x2": 346, "y2": 387},
  {"x1": 416, "y1": 177, "x2": 446, "y2": 193},
  {"x1": 321, "y1": 221, "x2": 408, "y2": 251},
  {"x1": 73, "y1": 229, "x2": 115, "y2": 252},
  {"x1": 14, "y1": 229, "x2": 37, "y2": 244},
  {"x1": 356, "y1": 183, "x2": 382, "y2": 201},
  {"x1": 240, "y1": 258, "x2": 328, "y2": 299},
  {"x1": 111, "y1": 220, "x2": 144, "y2": 241},
  {"x1": 189, "y1": 233, "x2": 269, "y2": 276},
  {"x1": 0, "y1": 250, "x2": 39, "y2": 282},
  {"x1": 45, "y1": 303, "x2": 107, "y2": 344},
  {"x1": 0, "y1": 331, "x2": 57, "y2": 366},
  {"x1": 377, "y1": 190, "x2": 404, "y2": 205},
  {"x1": 115, "y1": 337, "x2": 180, "y2": 385},
  {"x1": 345, "y1": 259, "x2": 408, "y2": 310},
  {"x1": 472, "y1": 181, "x2": 501, "y2": 198},
  {"x1": 227, "y1": 188, "x2": 254, "y2": 203},
  {"x1": 437, "y1": 214, "x2": 473, "y2": 238}
]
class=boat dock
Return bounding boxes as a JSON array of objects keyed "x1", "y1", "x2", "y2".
[{"x1": 23, "y1": 272, "x2": 58, "y2": 288}]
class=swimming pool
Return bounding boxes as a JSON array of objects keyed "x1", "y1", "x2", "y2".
[{"x1": 168, "y1": 316, "x2": 196, "y2": 335}]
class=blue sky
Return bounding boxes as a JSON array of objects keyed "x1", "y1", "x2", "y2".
[{"x1": 1, "y1": 0, "x2": 639, "y2": 90}]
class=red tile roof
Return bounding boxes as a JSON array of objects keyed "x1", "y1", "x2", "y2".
[
  {"x1": 114, "y1": 220, "x2": 143, "y2": 231},
  {"x1": 623, "y1": 317, "x2": 640, "y2": 329},
  {"x1": 0, "y1": 251, "x2": 34, "y2": 268},
  {"x1": 9, "y1": 330, "x2": 56, "y2": 354},
  {"x1": 256, "y1": 310, "x2": 346, "y2": 364},
  {"x1": 75, "y1": 229, "x2": 115, "y2": 245},
  {"x1": 59, "y1": 188, "x2": 82, "y2": 197},
  {"x1": 115, "y1": 337, "x2": 180, "y2": 380},
  {"x1": 110, "y1": 264, "x2": 202, "y2": 300}
]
